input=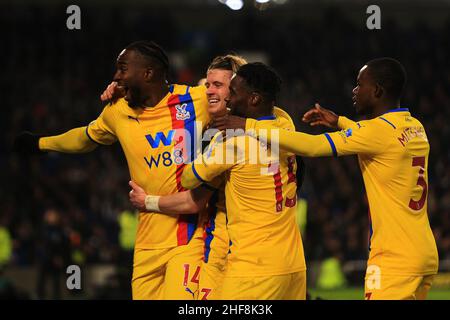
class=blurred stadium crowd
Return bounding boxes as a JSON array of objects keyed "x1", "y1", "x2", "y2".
[{"x1": 1, "y1": 3, "x2": 449, "y2": 298}]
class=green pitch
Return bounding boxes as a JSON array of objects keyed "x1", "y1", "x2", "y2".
[{"x1": 309, "y1": 287, "x2": 450, "y2": 300}]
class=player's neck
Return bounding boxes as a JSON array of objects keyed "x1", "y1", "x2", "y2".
[
  {"x1": 251, "y1": 105, "x2": 273, "y2": 120},
  {"x1": 371, "y1": 100, "x2": 401, "y2": 118},
  {"x1": 142, "y1": 84, "x2": 169, "y2": 108}
]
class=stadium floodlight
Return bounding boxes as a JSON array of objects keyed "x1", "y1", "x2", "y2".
[
  {"x1": 225, "y1": 0, "x2": 244, "y2": 10},
  {"x1": 255, "y1": 0, "x2": 270, "y2": 3}
]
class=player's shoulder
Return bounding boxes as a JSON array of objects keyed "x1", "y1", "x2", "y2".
[
  {"x1": 374, "y1": 108, "x2": 424, "y2": 131},
  {"x1": 402, "y1": 113, "x2": 426, "y2": 129},
  {"x1": 100, "y1": 98, "x2": 129, "y2": 117},
  {"x1": 273, "y1": 106, "x2": 295, "y2": 130},
  {"x1": 273, "y1": 106, "x2": 291, "y2": 121},
  {"x1": 104, "y1": 97, "x2": 127, "y2": 108},
  {"x1": 356, "y1": 117, "x2": 392, "y2": 131},
  {"x1": 337, "y1": 118, "x2": 386, "y2": 141}
]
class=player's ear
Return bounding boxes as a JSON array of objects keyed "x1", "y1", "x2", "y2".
[
  {"x1": 250, "y1": 92, "x2": 261, "y2": 106},
  {"x1": 374, "y1": 83, "x2": 384, "y2": 99},
  {"x1": 144, "y1": 68, "x2": 154, "y2": 82}
]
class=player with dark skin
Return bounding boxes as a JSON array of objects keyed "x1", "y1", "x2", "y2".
[
  {"x1": 212, "y1": 63, "x2": 405, "y2": 130},
  {"x1": 13, "y1": 42, "x2": 171, "y2": 154},
  {"x1": 113, "y1": 48, "x2": 169, "y2": 109},
  {"x1": 12, "y1": 41, "x2": 212, "y2": 300},
  {"x1": 212, "y1": 58, "x2": 438, "y2": 300}
]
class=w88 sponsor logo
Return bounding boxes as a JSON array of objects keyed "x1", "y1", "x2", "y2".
[{"x1": 144, "y1": 150, "x2": 184, "y2": 169}]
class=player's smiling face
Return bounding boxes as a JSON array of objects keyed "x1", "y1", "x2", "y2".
[
  {"x1": 226, "y1": 75, "x2": 251, "y2": 117},
  {"x1": 352, "y1": 65, "x2": 376, "y2": 115},
  {"x1": 114, "y1": 49, "x2": 147, "y2": 108},
  {"x1": 205, "y1": 69, "x2": 233, "y2": 117}
]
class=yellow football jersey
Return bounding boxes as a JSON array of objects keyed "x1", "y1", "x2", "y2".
[
  {"x1": 201, "y1": 107, "x2": 292, "y2": 268},
  {"x1": 87, "y1": 84, "x2": 210, "y2": 249},
  {"x1": 328, "y1": 108, "x2": 438, "y2": 276},
  {"x1": 247, "y1": 107, "x2": 439, "y2": 276},
  {"x1": 182, "y1": 111, "x2": 306, "y2": 277}
]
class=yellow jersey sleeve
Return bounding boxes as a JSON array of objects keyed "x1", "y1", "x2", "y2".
[
  {"x1": 337, "y1": 116, "x2": 358, "y2": 130},
  {"x1": 246, "y1": 118, "x2": 333, "y2": 157},
  {"x1": 39, "y1": 126, "x2": 97, "y2": 153},
  {"x1": 326, "y1": 119, "x2": 388, "y2": 156},
  {"x1": 182, "y1": 133, "x2": 236, "y2": 189},
  {"x1": 86, "y1": 102, "x2": 120, "y2": 145},
  {"x1": 246, "y1": 116, "x2": 388, "y2": 158}
]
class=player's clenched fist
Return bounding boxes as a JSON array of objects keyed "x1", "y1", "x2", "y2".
[
  {"x1": 129, "y1": 180, "x2": 147, "y2": 211},
  {"x1": 302, "y1": 103, "x2": 339, "y2": 129},
  {"x1": 13, "y1": 131, "x2": 45, "y2": 155}
]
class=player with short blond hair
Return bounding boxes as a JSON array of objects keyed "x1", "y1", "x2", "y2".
[
  {"x1": 129, "y1": 54, "x2": 248, "y2": 300},
  {"x1": 181, "y1": 63, "x2": 307, "y2": 299}
]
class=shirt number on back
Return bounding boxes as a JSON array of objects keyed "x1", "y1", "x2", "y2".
[
  {"x1": 409, "y1": 156, "x2": 428, "y2": 211},
  {"x1": 268, "y1": 156, "x2": 297, "y2": 212}
]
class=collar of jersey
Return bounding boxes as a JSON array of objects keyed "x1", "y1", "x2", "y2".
[
  {"x1": 256, "y1": 115, "x2": 276, "y2": 121},
  {"x1": 383, "y1": 107, "x2": 409, "y2": 114}
]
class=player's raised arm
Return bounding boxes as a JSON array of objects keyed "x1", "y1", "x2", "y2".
[{"x1": 128, "y1": 180, "x2": 212, "y2": 214}]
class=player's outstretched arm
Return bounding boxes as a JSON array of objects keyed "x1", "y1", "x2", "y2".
[
  {"x1": 38, "y1": 127, "x2": 98, "y2": 153},
  {"x1": 249, "y1": 123, "x2": 334, "y2": 157},
  {"x1": 129, "y1": 181, "x2": 212, "y2": 214},
  {"x1": 212, "y1": 114, "x2": 334, "y2": 157},
  {"x1": 13, "y1": 127, "x2": 97, "y2": 155}
]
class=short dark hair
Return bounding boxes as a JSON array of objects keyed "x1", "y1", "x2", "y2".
[
  {"x1": 366, "y1": 57, "x2": 407, "y2": 101},
  {"x1": 126, "y1": 40, "x2": 169, "y2": 72},
  {"x1": 236, "y1": 62, "x2": 282, "y2": 103}
]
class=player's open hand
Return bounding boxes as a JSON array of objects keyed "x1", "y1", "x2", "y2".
[
  {"x1": 211, "y1": 114, "x2": 246, "y2": 132},
  {"x1": 302, "y1": 103, "x2": 339, "y2": 129},
  {"x1": 129, "y1": 180, "x2": 147, "y2": 211},
  {"x1": 100, "y1": 81, "x2": 125, "y2": 103}
]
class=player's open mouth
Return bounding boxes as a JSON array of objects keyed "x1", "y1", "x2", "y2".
[{"x1": 208, "y1": 98, "x2": 220, "y2": 105}]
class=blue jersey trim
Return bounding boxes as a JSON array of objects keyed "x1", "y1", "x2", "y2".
[
  {"x1": 324, "y1": 133, "x2": 337, "y2": 157},
  {"x1": 186, "y1": 214, "x2": 197, "y2": 244},
  {"x1": 203, "y1": 210, "x2": 217, "y2": 263},
  {"x1": 256, "y1": 115, "x2": 276, "y2": 121},
  {"x1": 384, "y1": 107, "x2": 409, "y2": 114},
  {"x1": 179, "y1": 91, "x2": 198, "y2": 163},
  {"x1": 192, "y1": 163, "x2": 207, "y2": 183},
  {"x1": 379, "y1": 117, "x2": 397, "y2": 129},
  {"x1": 169, "y1": 84, "x2": 174, "y2": 93}
]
